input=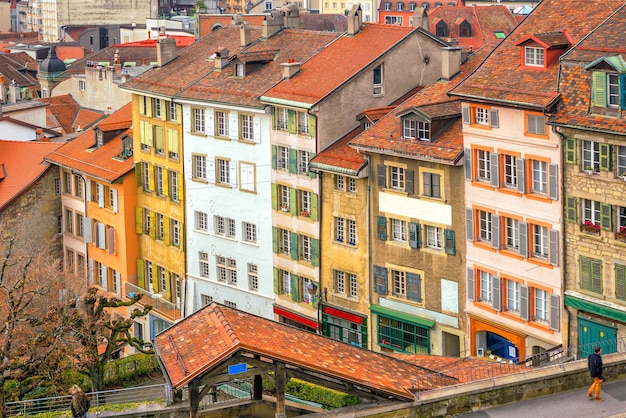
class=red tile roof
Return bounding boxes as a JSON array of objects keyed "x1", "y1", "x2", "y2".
[
  {"x1": 44, "y1": 103, "x2": 134, "y2": 182},
  {"x1": 549, "y1": 4, "x2": 626, "y2": 133},
  {"x1": 260, "y1": 24, "x2": 419, "y2": 106},
  {"x1": 39, "y1": 94, "x2": 103, "y2": 135},
  {"x1": 350, "y1": 45, "x2": 492, "y2": 163},
  {"x1": 0, "y1": 140, "x2": 63, "y2": 210},
  {"x1": 310, "y1": 127, "x2": 367, "y2": 174},
  {"x1": 449, "y1": 0, "x2": 626, "y2": 110},
  {"x1": 359, "y1": 106, "x2": 396, "y2": 123},
  {"x1": 154, "y1": 304, "x2": 521, "y2": 396}
]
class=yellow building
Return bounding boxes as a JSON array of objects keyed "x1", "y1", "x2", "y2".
[{"x1": 310, "y1": 129, "x2": 370, "y2": 347}]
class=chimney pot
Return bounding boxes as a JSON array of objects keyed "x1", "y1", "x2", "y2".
[{"x1": 281, "y1": 61, "x2": 301, "y2": 79}]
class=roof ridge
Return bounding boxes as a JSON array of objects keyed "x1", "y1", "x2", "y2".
[{"x1": 214, "y1": 305, "x2": 240, "y2": 345}]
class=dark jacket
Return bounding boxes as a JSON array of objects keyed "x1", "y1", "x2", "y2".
[
  {"x1": 71, "y1": 391, "x2": 90, "y2": 417},
  {"x1": 588, "y1": 352, "x2": 603, "y2": 379}
]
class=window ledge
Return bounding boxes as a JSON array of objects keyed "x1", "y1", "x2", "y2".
[
  {"x1": 189, "y1": 131, "x2": 208, "y2": 137},
  {"x1": 381, "y1": 188, "x2": 408, "y2": 197},
  {"x1": 528, "y1": 321, "x2": 552, "y2": 333}
]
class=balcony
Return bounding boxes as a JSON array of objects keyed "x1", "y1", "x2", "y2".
[{"x1": 125, "y1": 282, "x2": 181, "y2": 321}]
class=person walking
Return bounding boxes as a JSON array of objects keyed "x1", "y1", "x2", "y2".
[
  {"x1": 69, "y1": 385, "x2": 90, "y2": 418},
  {"x1": 587, "y1": 346, "x2": 604, "y2": 401}
]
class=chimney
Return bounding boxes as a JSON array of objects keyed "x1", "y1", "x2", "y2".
[
  {"x1": 412, "y1": 7, "x2": 428, "y2": 30},
  {"x1": 263, "y1": 10, "x2": 284, "y2": 38},
  {"x1": 346, "y1": 4, "x2": 363, "y2": 36},
  {"x1": 35, "y1": 128, "x2": 43, "y2": 141},
  {"x1": 156, "y1": 37, "x2": 177, "y2": 67},
  {"x1": 240, "y1": 22, "x2": 251, "y2": 47},
  {"x1": 8, "y1": 80, "x2": 19, "y2": 104},
  {"x1": 441, "y1": 46, "x2": 462, "y2": 80},
  {"x1": 281, "y1": 58, "x2": 301, "y2": 79},
  {"x1": 282, "y1": 4, "x2": 302, "y2": 29},
  {"x1": 214, "y1": 47, "x2": 230, "y2": 70},
  {"x1": 0, "y1": 74, "x2": 5, "y2": 103}
]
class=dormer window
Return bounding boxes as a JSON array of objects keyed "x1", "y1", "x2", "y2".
[
  {"x1": 436, "y1": 21, "x2": 449, "y2": 37},
  {"x1": 96, "y1": 128, "x2": 103, "y2": 147},
  {"x1": 409, "y1": 2, "x2": 416, "y2": 10},
  {"x1": 402, "y1": 119, "x2": 430, "y2": 141},
  {"x1": 607, "y1": 73, "x2": 620, "y2": 107},
  {"x1": 524, "y1": 46, "x2": 544, "y2": 67},
  {"x1": 234, "y1": 62, "x2": 245, "y2": 77},
  {"x1": 397, "y1": 2, "x2": 403, "y2": 10},
  {"x1": 384, "y1": 2, "x2": 391, "y2": 10},
  {"x1": 586, "y1": 56, "x2": 626, "y2": 114},
  {"x1": 121, "y1": 135, "x2": 133, "y2": 159},
  {"x1": 421, "y1": 2, "x2": 428, "y2": 10},
  {"x1": 459, "y1": 20, "x2": 471, "y2": 38}
]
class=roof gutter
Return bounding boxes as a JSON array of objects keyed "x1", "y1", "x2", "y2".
[
  {"x1": 548, "y1": 121, "x2": 626, "y2": 137},
  {"x1": 257, "y1": 96, "x2": 313, "y2": 110},
  {"x1": 308, "y1": 161, "x2": 367, "y2": 176},
  {"x1": 448, "y1": 92, "x2": 560, "y2": 112}
]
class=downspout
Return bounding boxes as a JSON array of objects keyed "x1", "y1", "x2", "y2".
[{"x1": 365, "y1": 153, "x2": 374, "y2": 351}]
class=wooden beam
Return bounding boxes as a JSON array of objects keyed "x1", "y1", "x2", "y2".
[
  {"x1": 189, "y1": 379, "x2": 200, "y2": 418},
  {"x1": 275, "y1": 362, "x2": 286, "y2": 418},
  {"x1": 197, "y1": 364, "x2": 274, "y2": 387}
]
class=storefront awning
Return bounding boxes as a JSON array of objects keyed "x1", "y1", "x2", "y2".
[
  {"x1": 370, "y1": 305, "x2": 435, "y2": 328},
  {"x1": 565, "y1": 293, "x2": 626, "y2": 323}
]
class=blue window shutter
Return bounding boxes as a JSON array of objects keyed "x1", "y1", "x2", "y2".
[
  {"x1": 373, "y1": 265, "x2": 388, "y2": 294},
  {"x1": 621, "y1": 73, "x2": 626, "y2": 109},
  {"x1": 444, "y1": 229, "x2": 456, "y2": 255},
  {"x1": 377, "y1": 216, "x2": 387, "y2": 240},
  {"x1": 408, "y1": 222, "x2": 420, "y2": 249},
  {"x1": 406, "y1": 272, "x2": 422, "y2": 303}
]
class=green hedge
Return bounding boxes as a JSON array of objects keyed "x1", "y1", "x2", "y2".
[
  {"x1": 103, "y1": 353, "x2": 160, "y2": 386},
  {"x1": 263, "y1": 377, "x2": 360, "y2": 409}
]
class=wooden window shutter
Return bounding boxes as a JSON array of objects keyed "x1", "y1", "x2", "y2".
[
  {"x1": 272, "y1": 227, "x2": 278, "y2": 254},
  {"x1": 311, "y1": 239, "x2": 319, "y2": 267},
  {"x1": 550, "y1": 294, "x2": 560, "y2": 331},
  {"x1": 444, "y1": 229, "x2": 456, "y2": 255},
  {"x1": 290, "y1": 231, "x2": 298, "y2": 261},
  {"x1": 490, "y1": 153, "x2": 500, "y2": 187},
  {"x1": 273, "y1": 268, "x2": 280, "y2": 294},
  {"x1": 408, "y1": 222, "x2": 420, "y2": 249},
  {"x1": 600, "y1": 203, "x2": 612, "y2": 231},
  {"x1": 591, "y1": 259, "x2": 602, "y2": 293},
  {"x1": 548, "y1": 163, "x2": 558, "y2": 200},
  {"x1": 291, "y1": 274, "x2": 300, "y2": 302},
  {"x1": 516, "y1": 157, "x2": 526, "y2": 194},
  {"x1": 463, "y1": 148, "x2": 472, "y2": 180},
  {"x1": 373, "y1": 265, "x2": 388, "y2": 294},
  {"x1": 84, "y1": 217, "x2": 93, "y2": 243},
  {"x1": 591, "y1": 71, "x2": 607, "y2": 107},
  {"x1": 289, "y1": 187, "x2": 297, "y2": 216},
  {"x1": 406, "y1": 272, "x2": 422, "y2": 303},
  {"x1": 107, "y1": 226, "x2": 115, "y2": 255},
  {"x1": 466, "y1": 268, "x2": 475, "y2": 301},
  {"x1": 163, "y1": 217, "x2": 170, "y2": 246},
  {"x1": 489, "y1": 110, "x2": 499, "y2": 128},
  {"x1": 288, "y1": 110, "x2": 297, "y2": 134},
  {"x1": 465, "y1": 208, "x2": 474, "y2": 241},
  {"x1": 288, "y1": 148, "x2": 297, "y2": 174},
  {"x1": 615, "y1": 265, "x2": 626, "y2": 300},
  {"x1": 308, "y1": 152, "x2": 317, "y2": 178},
  {"x1": 135, "y1": 162, "x2": 142, "y2": 187},
  {"x1": 491, "y1": 214, "x2": 500, "y2": 249},
  {"x1": 565, "y1": 196, "x2": 577, "y2": 223},
  {"x1": 377, "y1": 216, "x2": 387, "y2": 240},
  {"x1": 271, "y1": 145, "x2": 277, "y2": 170},
  {"x1": 565, "y1": 137, "x2": 577, "y2": 164},
  {"x1": 271, "y1": 107, "x2": 276, "y2": 130},
  {"x1": 137, "y1": 259, "x2": 145, "y2": 289},
  {"x1": 406, "y1": 170, "x2": 415, "y2": 194},
  {"x1": 311, "y1": 193, "x2": 319, "y2": 221},
  {"x1": 308, "y1": 114, "x2": 316, "y2": 138},
  {"x1": 135, "y1": 207, "x2": 143, "y2": 235},
  {"x1": 549, "y1": 229, "x2": 559, "y2": 266},
  {"x1": 520, "y1": 285, "x2": 529, "y2": 321},
  {"x1": 599, "y1": 143, "x2": 611, "y2": 171},
  {"x1": 492, "y1": 276, "x2": 501, "y2": 312},
  {"x1": 461, "y1": 105, "x2": 470, "y2": 124},
  {"x1": 519, "y1": 221, "x2": 528, "y2": 258},
  {"x1": 621, "y1": 74, "x2": 626, "y2": 109},
  {"x1": 377, "y1": 164, "x2": 386, "y2": 188}
]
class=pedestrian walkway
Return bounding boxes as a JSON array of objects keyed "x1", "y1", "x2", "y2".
[{"x1": 459, "y1": 377, "x2": 626, "y2": 418}]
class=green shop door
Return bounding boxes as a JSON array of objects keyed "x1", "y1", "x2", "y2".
[{"x1": 578, "y1": 317, "x2": 616, "y2": 358}]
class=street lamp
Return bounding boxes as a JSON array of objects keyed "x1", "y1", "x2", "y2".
[{"x1": 306, "y1": 282, "x2": 327, "y2": 335}]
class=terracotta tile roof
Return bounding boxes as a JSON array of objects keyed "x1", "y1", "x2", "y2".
[
  {"x1": 0, "y1": 140, "x2": 63, "y2": 210},
  {"x1": 549, "y1": 4, "x2": 626, "y2": 133},
  {"x1": 0, "y1": 53, "x2": 38, "y2": 87},
  {"x1": 44, "y1": 103, "x2": 134, "y2": 182},
  {"x1": 428, "y1": 5, "x2": 518, "y2": 50},
  {"x1": 38, "y1": 94, "x2": 103, "y2": 135},
  {"x1": 74, "y1": 109, "x2": 106, "y2": 131},
  {"x1": 55, "y1": 45, "x2": 91, "y2": 62},
  {"x1": 155, "y1": 304, "x2": 518, "y2": 397},
  {"x1": 449, "y1": 0, "x2": 626, "y2": 109},
  {"x1": 515, "y1": 31, "x2": 572, "y2": 48},
  {"x1": 379, "y1": 0, "x2": 459, "y2": 12},
  {"x1": 359, "y1": 106, "x2": 396, "y2": 123},
  {"x1": 260, "y1": 24, "x2": 420, "y2": 106},
  {"x1": 310, "y1": 127, "x2": 367, "y2": 174},
  {"x1": 234, "y1": 49, "x2": 279, "y2": 63},
  {"x1": 350, "y1": 45, "x2": 492, "y2": 163}
]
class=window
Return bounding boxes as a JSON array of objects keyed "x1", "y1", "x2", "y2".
[
  {"x1": 397, "y1": 2, "x2": 403, "y2": 10},
  {"x1": 617, "y1": 146, "x2": 626, "y2": 177},
  {"x1": 281, "y1": 270, "x2": 292, "y2": 296},
  {"x1": 300, "y1": 235, "x2": 312, "y2": 261},
  {"x1": 66, "y1": 248, "x2": 75, "y2": 272},
  {"x1": 234, "y1": 63, "x2": 244, "y2": 77},
  {"x1": 530, "y1": 160, "x2": 547, "y2": 194},
  {"x1": 526, "y1": 113, "x2": 546, "y2": 136},
  {"x1": 248, "y1": 263, "x2": 259, "y2": 291},
  {"x1": 195, "y1": 211, "x2": 209, "y2": 232},
  {"x1": 64, "y1": 171, "x2": 72, "y2": 194},
  {"x1": 422, "y1": 172, "x2": 441, "y2": 198},
  {"x1": 479, "y1": 270, "x2": 494, "y2": 302},
  {"x1": 506, "y1": 280, "x2": 521, "y2": 313},
  {"x1": 77, "y1": 254, "x2": 85, "y2": 278},
  {"x1": 193, "y1": 155, "x2": 207, "y2": 180},
  {"x1": 297, "y1": 150, "x2": 309, "y2": 175},
  {"x1": 391, "y1": 218, "x2": 407, "y2": 242},
  {"x1": 157, "y1": 266, "x2": 166, "y2": 293},
  {"x1": 168, "y1": 101, "x2": 177, "y2": 121},
  {"x1": 298, "y1": 111, "x2": 309, "y2": 134},
  {"x1": 277, "y1": 146, "x2": 289, "y2": 171},
  {"x1": 607, "y1": 73, "x2": 620, "y2": 107},
  {"x1": 201, "y1": 294, "x2": 213, "y2": 306},
  {"x1": 171, "y1": 219, "x2": 180, "y2": 247},
  {"x1": 373, "y1": 64, "x2": 384, "y2": 95},
  {"x1": 156, "y1": 213, "x2": 164, "y2": 240},
  {"x1": 74, "y1": 175, "x2": 84, "y2": 198},
  {"x1": 240, "y1": 114, "x2": 254, "y2": 141},
  {"x1": 155, "y1": 166, "x2": 164, "y2": 196},
  {"x1": 384, "y1": 2, "x2": 390, "y2": 9},
  {"x1": 278, "y1": 185, "x2": 290, "y2": 212},
  {"x1": 436, "y1": 21, "x2": 448, "y2": 37},
  {"x1": 227, "y1": 258, "x2": 237, "y2": 284},
  {"x1": 153, "y1": 99, "x2": 162, "y2": 118},
  {"x1": 505, "y1": 218, "x2": 519, "y2": 251},
  {"x1": 348, "y1": 177, "x2": 357, "y2": 193},
  {"x1": 532, "y1": 224, "x2": 548, "y2": 259},
  {"x1": 169, "y1": 170, "x2": 179, "y2": 202},
  {"x1": 534, "y1": 288, "x2": 549, "y2": 322},
  {"x1": 145, "y1": 261, "x2": 153, "y2": 291},
  {"x1": 478, "y1": 210, "x2": 492, "y2": 243},
  {"x1": 426, "y1": 225, "x2": 442, "y2": 250},
  {"x1": 335, "y1": 217, "x2": 356, "y2": 245},
  {"x1": 279, "y1": 229, "x2": 290, "y2": 254},
  {"x1": 243, "y1": 222, "x2": 256, "y2": 243},
  {"x1": 618, "y1": 206, "x2": 626, "y2": 232},
  {"x1": 384, "y1": 16, "x2": 403, "y2": 25},
  {"x1": 335, "y1": 270, "x2": 345, "y2": 294},
  {"x1": 378, "y1": 315, "x2": 429, "y2": 353},
  {"x1": 54, "y1": 178, "x2": 61, "y2": 195},
  {"x1": 217, "y1": 158, "x2": 230, "y2": 185},
  {"x1": 215, "y1": 216, "x2": 235, "y2": 238},
  {"x1": 349, "y1": 273, "x2": 357, "y2": 297},
  {"x1": 79, "y1": 80, "x2": 86, "y2": 91},
  {"x1": 239, "y1": 162, "x2": 256, "y2": 192},
  {"x1": 192, "y1": 108, "x2": 205, "y2": 133},
  {"x1": 336, "y1": 175, "x2": 345, "y2": 190},
  {"x1": 216, "y1": 256, "x2": 227, "y2": 282},
  {"x1": 582, "y1": 199, "x2": 601, "y2": 226},
  {"x1": 403, "y1": 120, "x2": 416, "y2": 139},
  {"x1": 299, "y1": 190, "x2": 311, "y2": 216},
  {"x1": 524, "y1": 46, "x2": 544, "y2": 67},
  {"x1": 582, "y1": 140, "x2": 600, "y2": 172},
  {"x1": 143, "y1": 208, "x2": 151, "y2": 234},
  {"x1": 409, "y1": 2, "x2": 416, "y2": 10},
  {"x1": 265, "y1": 0, "x2": 272, "y2": 10},
  {"x1": 475, "y1": 107, "x2": 490, "y2": 125},
  {"x1": 390, "y1": 166, "x2": 405, "y2": 190},
  {"x1": 503, "y1": 154, "x2": 518, "y2": 188},
  {"x1": 580, "y1": 256, "x2": 602, "y2": 293},
  {"x1": 76, "y1": 213, "x2": 84, "y2": 237},
  {"x1": 65, "y1": 208, "x2": 73, "y2": 233},
  {"x1": 199, "y1": 251, "x2": 210, "y2": 278},
  {"x1": 392, "y1": 270, "x2": 406, "y2": 296},
  {"x1": 348, "y1": 219, "x2": 357, "y2": 246},
  {"x1": 277, "y1": 108, "x2": 288, "y2": 131},
  {"x1": 141, "y1": 162, "x2": 150, "y2": 191},
  {"x1": 335, "y1": 217, "x2": 345, "y2": 243},
  {"x1": 216, "y1": 111, "x2": 229, "y2": 137},
  {"x1": 476, "y1": 150, "x2": 491, "y2": 182}
]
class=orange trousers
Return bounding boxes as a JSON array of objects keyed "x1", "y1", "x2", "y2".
[{"x1": 587, "y1": 377, "x2": 602, "y2": 398}]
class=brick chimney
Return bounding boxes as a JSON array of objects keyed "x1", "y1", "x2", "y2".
[
  {"x1": 35, "y1": 128, "x2": 43, "y2": 141},
  {"x1": 346, "y1": 4, "x2": 363, "y2": 36},
  {"x1": 263, "y1": 10, "x2": 284, "y2": 38},
  {"x1": 441, "y1": 46, "x2": 462, "y2": 80},
  {"x1": 156, "y1": 37, "x2": 177, "y2": 67},
  {"x1": 240, "y1": 22, "x2": 251, "y2": 47},
  {"x1": 281, "y1": 58, "x2": 301, "y2": 79},
  {"x1": 8, "y1": 80, "x2": 19, "y2": 104},
  {"x1": 214, "y1": 47, "x2": 230, "y2": 70}
]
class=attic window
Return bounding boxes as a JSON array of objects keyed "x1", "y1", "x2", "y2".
[
  {"x1": 397, "y1": 2, "x2": 403, "y2": 10},
  {"x1": 402, "y1": 119, "x2": 430, "y2": 141},
  {"x1": 436, "y1": 21, "x2": 449, "y2": 37},
  {"x1": 494, "y1": 30, "x2": 506, "y2": 39},
  {"x1": 384, "y1": 2, "x2": 391, "y2": 10},
  {"x1": 96, "y1": 129, "x2": 103, "y2": 147},
  {"x1": 421, "y1": 2, "x2": 428, "y2": 9},
  {"x1": 234, "y1": 63, "x2": 245, "y2": 77},
  {"x1": 409, "y1": 2, "x2": 416, "y2": 10},
  {"x1": 591, "y1": 71, "x2": 624, "y2": 109},
  {"x1": 459, "y1": 20, "x2": 471, "y2": 38},
  {"x1": 524, "y1": 46, "x2": 544, "y2": 67},
  {"x1": 121, "y1": 135, "x2": 134, "y2": 159}
]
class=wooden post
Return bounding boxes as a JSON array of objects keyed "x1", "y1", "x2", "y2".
[
  {"x1": 275, "y1": 362, "x2": 287, "y2": 418},
  {"x1": 189, "y1": 379, "x2": 200, "y2": 418},
  {"x1": 253, "y1": 354, "x2": 263, "y2": 400}
]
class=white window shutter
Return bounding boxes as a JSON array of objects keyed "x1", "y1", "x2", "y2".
[
  {"x1": 207, "y1": 110, "x2": 215, "y2": 136},
  {"x1": 253, "y1": 117, "x2": 261, "y2": 143},
  {"x1": 229, "y1": 161, "x2": 238, "y2": 188},
  {"x1": 229, "y1": 113, "x2": 238, "y2": 140},
  {"x1": 115, "y1": 271, "x2": 121, "y2": 298},
  {"x1": 112, "y1": 189, "x2": 118, "y2": 213},
  {"x1": 84, "y1": 217, "x2": 93, "y2": 243},
  {"x1": 101, "y1": 264, "x2": 108, "y2": 291},
  {"x1": 97, "y1": 184, "x2": 104, "y2": 208},
  {"x1": 207, "y1": 157, "x2": 215, "y2": 183},
  {"x1": 97, "y1": 222, "x2": 106, "y2": 249},
  {"x1": 183, "y1": 109, "x2": 190, "y2": 132},
  {"x1": 107, "y1": 226, "x2": 115, "y2": 255},
  {"x1": 86, "y1": 179, "x2": 92, "y2": 202},
  {"x1": 89, "y1": 259, "x2": 94, "y2": 285}
]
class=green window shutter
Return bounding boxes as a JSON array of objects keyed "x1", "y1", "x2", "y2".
[
  {"x1": 308, "y1": 114, "x2": 316, "y2": 138},
  {"x1": 289, "y1": 187, "x2": 297, "y2": 215},
  {"x1": 288, "y1": 110, "x2": 297, "y2": 134},
  {"x1": 272, "y1": 145, "x2": 277, "y2": 170},
  {"x1": 291, "y1": 274, "x2": 300, "y2": 302},
  {"x1": 137, "y1": 259, "x2": 145, "y2": 289},
  {"x1": 290, "y1": 232, "x2": 299, "y2": 260},
  {"x1": 565, "y1": 137, "x2": 576, "y2": 165},
  {"x1": 272, "y1": 227, "x2": 278, "y2": 253},
  {"x1": 565, "y1": 196, "x2": 577, "y2": 223},
  {"x1": 311, "y1": 193, "x2": 319, "y2": 221},
  {"x1": 308, "y1": 152, "x2": 317, "y2": 178},
  {"x1": 288, "y1": 148, "x2": 298, "y2": 174},
  {"x1": 600, "y1": 203, "x2": 612, "y2": 231},
  {"x1": 377, "y1": 216, "x2": 387, "y2": 240},
  {"x1": 271, "y1": 107, "x2": 276, "y2": 130},
  {"x1": 311, "y1": 239, "x2": 320, "y2": 267},
  {"x1": 135, "y1": 162, "x2": 142, "y2": 187},
  {"x1": 135, "y1": 207, "x2": 143, "y2": 234},
  {"x1": 616, "y1": 265, "x2": 626, "y2": 300},
  {"x1": 149, "y1": 212, "x2": 156, "y2": 239},
  {"x1": 591, "y1": 71, "x2": 607, "y2": 107},
  {"x1": 599, "y1": 143, "x2": 611, "y2": 171},
  {"x1": 444, "y1": 229, "x2": 456, "y2": 255},
  {"x1": 580, "y1": 257, "x2": 589, "y2": 290},
  {"x1": 273, "y1": 268, "x2": 280, "y2": 294},
  {"x1": 271, "y1": 183, "x2": 277, "y2": 210},
  {"x1": 591, "y1": 259, "x2": 602, "y2": 293}
]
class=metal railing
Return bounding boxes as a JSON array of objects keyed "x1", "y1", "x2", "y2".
[{"x1": 125, "y1": 282, "x2": 181, "y2": 320}]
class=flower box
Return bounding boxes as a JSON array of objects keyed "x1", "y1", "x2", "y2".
[
  {"x1": 580, "y1": 221, "x2": 601, "y2": 234},
  {"x1": 300, "y1": 211, "x2": 310, "y2": 217},
  {"x1": 615, "y1": 226, "x2": 626, "y2": 241},
  {"x1": 280, "y1": 206, "x2": 289, "y2": 212}
]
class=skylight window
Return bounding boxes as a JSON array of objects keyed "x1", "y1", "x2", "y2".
[{"x1": 494, "y1": 31, "x2": 506, "y2": 39}]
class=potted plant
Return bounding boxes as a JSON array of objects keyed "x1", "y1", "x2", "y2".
[
  {"x1": 583, "y1": 165, "x2": 594, "y2": 175},
  {"x1": 581, "y1": 220, "x2": 601, "y2": 234},
  {"x1": 619, "y1": 172, "x2": 626, "y2": 181},
  {"x1": 280, "y1": 204, "x2": 289, "y2": 212},
  {"x1": 615, "y1": 226, "x2": 626, "y2": 241}
]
